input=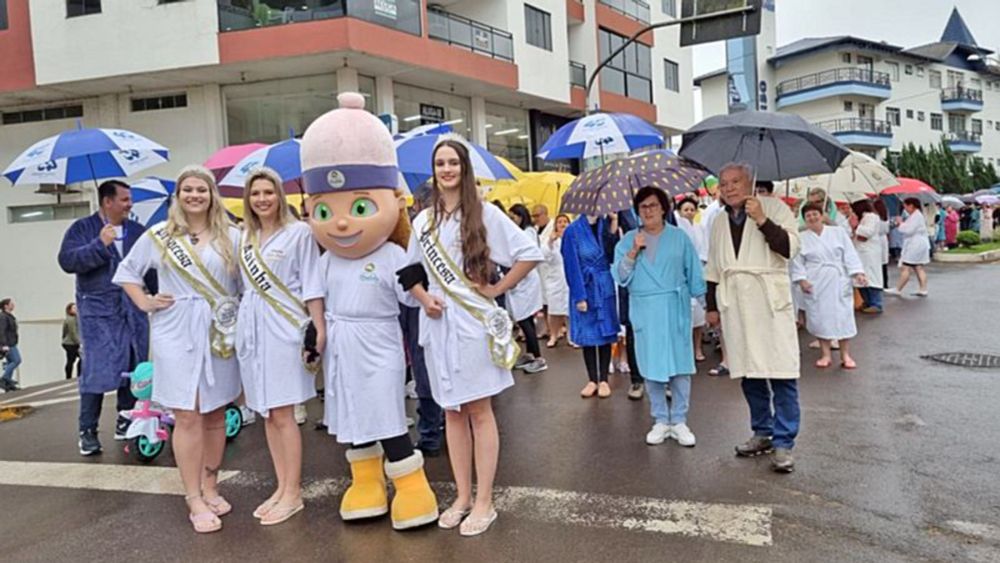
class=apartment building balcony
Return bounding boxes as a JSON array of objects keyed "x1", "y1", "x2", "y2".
[
  {"x1": 218, "y1": 1, "x2": 420, "y2": 36},
  {"x1": 598, "y1": 0, "x2": 651, "y2": 24},
  {"x1": 569, "y1": 61, "x2": 587, "y2": 109},
  {"x1": 946, "y1": 130, "x2": 982, "y2": 153},
  {"x1": 776, "y1": 68, "x2": 891, "y2": 109},
  {"x1": 427, "y1": 7, "x2": 514, "y2": 62},
  {"x1": 940, "y1": 87, "x2": 983, "y2": 113},
  {"x1": 815, "y1": 118, "x2": 893, "y2": 148}
]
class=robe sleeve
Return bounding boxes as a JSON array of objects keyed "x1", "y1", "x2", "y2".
[
  {"x1": 611, "y1": 231, "x2": 636, "y2": 287},
  {"x1": 58, "y1": 219, "x2": 114, "y2": 275},
  {"x1": 840, "y1": 229, "x2": 866, "y2": 276},
  {"x1": 704, "y1": 216, "x2": 722, "y2": 284},
  {"x1": 113, "y1": 233, "x2": 156, "y2": 287},
  {"x1": 681, "y1": 233, "x2": 706, "y2": 298},
  {"x1": 855, "y1": 214, "x2": 878, "y2": 240},
  {"x1": 789, "y1": 252, "x2": 807, "y2": 283},
  {"x1": 484, "y1": 205, "x2": 542, "y2": 268},
  {"x1": 297, "y1": 225, "x2": 325, "y2": 302},
  {"x1": 560, "y1": 224, "x2": 587, "y2": 305},
  {"x1": 768, "y1": 199, "x2": 801, "y2": 260},
  {"x1": 898, "y1": 213, "x2": 923, "y2": 236}
]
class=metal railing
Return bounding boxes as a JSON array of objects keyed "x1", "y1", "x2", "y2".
[
  {"x1": 776, "y1": 67, "x2": 891, "y2": 97},
  {"x1": 598, "y1": 0, "x2": 651, "y2": 23},
  {"x1": 941, "y1": 87, "x2": 983, "y2": 103},
  {"x1": 218, "y1": 1, "x2": 345, "y2": 32},
  {"x1": 815, "y1": 118, "x2": 893, "y2": 136},
  {"x1": 427, "y1": 8, "x2": 514, "y2": 62},
  {"x1": 570, "y1": 61, "x2": 587, "y2": 87},
  {"x1": 947, "y1": 130, "x2": 982, "y2": 144}
]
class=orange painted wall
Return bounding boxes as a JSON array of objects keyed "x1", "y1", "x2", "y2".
[
  {"x1": 595, "y1": 3, "x2": 654, "y2": 46},
  {"x1": 570, "y1": 86, "x2": 587, "y2": 110},
  {"x1": 0, "y1": 0, "x2": 37, "y2": 93},
  {"x1": 219, "y1": 17, "x2": 518, "y2": 90},
  {"x1": 599, "y1": 90, "x2": 656, "y2": 123},
  {"x1": 566, "y1": 0, "x2": 585, "y2": 23}
]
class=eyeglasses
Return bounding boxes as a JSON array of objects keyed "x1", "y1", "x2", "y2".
[{"x1": 638, "y1": 202, "x2": 662, "y2": 211}]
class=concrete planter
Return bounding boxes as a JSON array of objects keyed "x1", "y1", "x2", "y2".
[{"x1": 935, "y1": 248, "x2": 1000, "y2": 263}]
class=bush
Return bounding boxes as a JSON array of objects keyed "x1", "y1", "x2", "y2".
[{"x1": 957, "y1": 230, "x2": 981, "y2": 247}]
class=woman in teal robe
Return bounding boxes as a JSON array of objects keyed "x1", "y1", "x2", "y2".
[{"x1": 612, "y1": 187, "x2": 706, "y2": 447}]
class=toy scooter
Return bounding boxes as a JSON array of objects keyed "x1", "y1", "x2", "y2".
[{"x1": 120, "y1": 362, "x2": 174, "y2": 462}]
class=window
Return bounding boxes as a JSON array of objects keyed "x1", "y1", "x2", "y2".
[
  {"x1": 0, "y1": 0, "x2": 7, "y2": 30},
  {"x1": 917, "y1": 111, "x2": 925, "y2": 122},
  {"x1": 905, "y1": 109, "x2": 913, "y2": 119},
  {"x1": 843, "y1": 101, "x2": 853, "y2": 111},
  {"x1": 971, "y1": 78, "x2": 982, "y2": 91},
  {"x1": 972, "y1": 119, "x2": 983, "y2": 135},
  {"x1": 67, "y1": 0, "x2": 101, "y2": 17},
  {"x1": 929, "y1": 70, "x2": 942, "y2": 89},
  {"x1": 8, "y1": 203, "x2": 91, "y2": 224},
  {"x1": 886, "y1": 62, "x2": 899, "y2": 82},
  {"x1": 886, "y1": 107, "x2": 901, "y2": 126},
  {"x1": 131, "y1": 93, "x2": 188, "y2": 112},
  {"x1": 857, "y1": 55, "x2": 873, "y2": 67},
  {"x1": 916, "y1": 66, "x2": 924, "y2": 77},
  {"x1": 2, "y1": 104, "x2": 83, "y2": 125},
  {"x1": 841, "y1": 53, "x2": 851, "y2": 64},
  {"x1": 996, "y1": 121, "x2": 1000, "y2": 132},
  {"x1": 904, "y1": 64, "x2": 913, "y2": 75},
  {"x1": 930, "y1": 113, "x2": 942, "y2": 131},
  {"x1": 524, "y1": 5, "x2": 552, "y2": 51},
  {"x1": 663, "y1": 58, "x2": 679, "y2": 92},
  {"x1": 598, "y1": 28, "x2": 652, "y2": 103},
  {"x1": 988, "y1": 120, "x2": 993, "y2": 129},
  {"x1": 661, "y1": 0, "x2": 676, "y2": 17}
]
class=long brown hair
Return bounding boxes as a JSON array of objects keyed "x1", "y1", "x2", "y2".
[{"x1": 429, "y1": 139, "x2": 491, "y2": 284}]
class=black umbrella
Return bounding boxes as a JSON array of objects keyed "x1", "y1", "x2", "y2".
[{"x1": 679, "y1": 111, "x2": 850, "y2": 182}]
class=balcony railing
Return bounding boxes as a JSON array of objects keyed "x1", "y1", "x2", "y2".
[
  {"x1": 815, "y1": 118, "x2": 892, "y2": 136},
  {"x1": 947, "y1": 130, "x2": 982, "y2": 144},
  {"x1": 941, "y1": 87, "x2": 983, "y2": 103},
  {"x1": 776, "y1": 67, "x2": 891, "y2": 97},
  {"x1": 598, "y1": 0, "x2": 651, "y2": 23},
  {"x1": 427, "y1": 8, "x2": 514, "y2": 62},
  {"x1": 570, "y1": 61, "x2": 587, "y2": 88},
  {"x1": 218, "y1": 1, "x2": 421, "y2": 36}
]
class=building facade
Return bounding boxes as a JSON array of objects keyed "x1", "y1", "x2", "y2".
[
  {"x1": 0, "y1": 0, "x2": 694, "y2": 385},
  {"x1": 696, "y1": 8, "x2": 1000, "y2": 167}
]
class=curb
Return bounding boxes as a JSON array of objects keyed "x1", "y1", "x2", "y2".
[
  {"x1": 0, "y1": 405, "x2": 34, "y2": 422},
  {"x1": 935, "y1": 249, "x2": 1000, "y2": 263}
]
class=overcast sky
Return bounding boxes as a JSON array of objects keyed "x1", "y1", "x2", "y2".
[{"x1": 691, "y1": 0, "x2": 1000, "y2": 76}]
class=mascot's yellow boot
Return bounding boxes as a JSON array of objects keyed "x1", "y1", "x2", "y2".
[
  {"x1": 385, "y1": 450, "x2": 439, "y2": 530},
  {"x1": 340, "y1": 444, "x2": 388, "y2": 520}
]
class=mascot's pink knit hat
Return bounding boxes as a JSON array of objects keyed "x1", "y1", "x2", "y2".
[{"x1": 300, "y1": 92, "x2": 398, "y2": 195}]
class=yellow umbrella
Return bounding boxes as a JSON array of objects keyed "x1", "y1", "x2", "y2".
[
  {"x1": 224, "y1": 194, "x2": 308, "y2": 219},
  {"x1": 485, "y1": 171, "x2": 576, "y2": 214}
]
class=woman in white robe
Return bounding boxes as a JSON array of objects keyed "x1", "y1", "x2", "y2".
[
  {"x1": 887, "y1": 198, "x2": 930, "y2": 297},
  {"x1": 505, "y1": 204, "x2": 546, "y2": 372},
  {"x1": 402, "y1": 139, "x2": 542, "y2": 536},
  {"x1": 235, "y1": 169, "x2": 325, "y2": 525},
  {"x1": 540, "y1": 214, "x2": 571, "y2": 347},
  {"x1": 675, "y1": 197, "x2": 708, "y2": 362},
  {"x1": 114, "y1": 166, "x2": 241, "y2": 534},
  {"x1": 790, "y1": 204, "x2": 867, "y2": 370},
  {"x1": 850, "y1": 199, "x2": 884, "y2": 314}
]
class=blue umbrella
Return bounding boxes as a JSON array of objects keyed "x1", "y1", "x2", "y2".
[
  {"x1": 537, "y1": 112, "x2": 664, "y2": 161},
  {"x1": 395, "y1": 134, "x2": 515, "y2": 190},
  {"x1": 218, "y1": 138, "x2": 303, "y2": 193},
  {"x1": 3, "y1": 125, "x2": 169, "y2": 186},
  {"x1": 129, "y1": 177, "x2": 175, "y2": 227}
]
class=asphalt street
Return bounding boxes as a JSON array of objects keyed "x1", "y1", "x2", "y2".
[{"x1": 1, "y1": 262, "x2": 999, "y2": 563}]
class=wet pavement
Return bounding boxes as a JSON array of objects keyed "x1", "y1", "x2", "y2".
[{"x1": 1, "y1": 262, "x2": 999, "y2": 562}]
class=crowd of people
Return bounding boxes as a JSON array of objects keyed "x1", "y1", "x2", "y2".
[{"x1": 1, "y1": 95, "x2": 940, "y2": 537}]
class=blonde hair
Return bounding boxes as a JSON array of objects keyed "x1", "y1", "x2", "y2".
[
  {"x1": 242, "y1": 167, "x2": 294, "y2": 236},
  {"x1": 165, "y1": 165, "x2": 236, "y2": 273}
]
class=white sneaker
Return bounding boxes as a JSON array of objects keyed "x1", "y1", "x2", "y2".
[
  {"x1": 671, "y1": 423, "x2": 696, "y2": 447},
  {"x1": 294, "y1": 404, "x2": 307, "y2": 425},
  {"x1": 884, "y1": 288, "x2": 901, "y2": 295},
  {"x1": 645, "y1": 423, "x2": 671, "y2": 445},
  {"x1": 608, "y1": 360, "x2": 616, "y2": 374},
  {"x1": 617, "y1": 360, "x2": 630, "y2": 374},
  {"x1": 239, "y1": 405, "x2": 257, "y2": 426},
  {"x1": 405, "y1": 379, "x2": 418, "y2": 399}
]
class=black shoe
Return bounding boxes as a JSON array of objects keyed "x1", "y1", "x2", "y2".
[
  {"x1": 415, "y1": 443, "x2": 442, "y2": 458},
  {"x1": 114, "y1": 415, "x2": 130, "y2": 441},
  {"x1": 79, "y1": 429, "x2": 102, "y2": 456},
  {"x1": 2, "y1": 379, "x2": 19, "y2": 391}
]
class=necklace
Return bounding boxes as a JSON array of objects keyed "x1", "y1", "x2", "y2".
[{"x1": 188, "y1": 227, "x2": 208, "y2": 245}]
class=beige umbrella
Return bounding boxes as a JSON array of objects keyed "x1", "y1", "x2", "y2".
[{"x1": 783, "y1": 151, "x2": 896, "y2": 203}]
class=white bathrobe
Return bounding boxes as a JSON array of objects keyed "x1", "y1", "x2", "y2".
[
  {"x1": 899, "y1": 211, "x2": 931, "y2": 265},
  {"x1": 853, "y1": 212, "x2": 884, "y2": 288},
  {"x1": 675, "y1": 212, "x2": 707, "y2": 328},
  {"x1": 539, "y1": 234, "x2": 570, "y2": 316},
  {"x1": 791, "y1": 226, "x2": 865, "y2": 340}
]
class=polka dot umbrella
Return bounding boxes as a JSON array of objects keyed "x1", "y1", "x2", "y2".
[{"x1": 559, "y1": 150, "x2": 709, "y2": 215}]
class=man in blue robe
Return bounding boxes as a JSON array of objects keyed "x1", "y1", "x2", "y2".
[{"x1": 58, "y1": 180, "x2": 156, "y2": 456}]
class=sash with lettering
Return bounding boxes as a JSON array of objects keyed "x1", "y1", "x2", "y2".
[
  {"x1": 418, "y1": 216, "x2": 519, "y2": 369},
  {"x1": 148, "y1": 222, "x2": 239, "y2": 359}
]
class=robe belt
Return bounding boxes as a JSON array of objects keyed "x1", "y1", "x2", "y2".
[
  {"x1": 324, "y1": 313, "x2": 401, "y2": 422},
  {"x1": 168, "y1": 295, "x2": 217, "y2": 388},
  {"x1": 718, "y1": 267, "x2": 786, "y2": 318},
  {"x1": 633, "y1": 286, "x2": 689, "y2": 335}
]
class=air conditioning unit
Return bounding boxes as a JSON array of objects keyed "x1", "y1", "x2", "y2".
[{"x1": 35, "y1": 183, "x2": 81, "y2": 195}]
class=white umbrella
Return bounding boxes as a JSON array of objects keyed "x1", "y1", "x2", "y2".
[{"x1": 783, "y1": 151, "x2": 896, "y2": 202}]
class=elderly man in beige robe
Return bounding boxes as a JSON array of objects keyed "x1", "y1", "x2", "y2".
[{"x1": 705, "y1": 163, "x2": 801, "y2": 473}]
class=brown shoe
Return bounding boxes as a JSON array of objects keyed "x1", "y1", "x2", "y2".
[
  {"x1": 580, "y1": 382, "x2": 598, "y2": 398},
  {"x1": 597, "y1": 381, "x2": 611, "y2": 398}
]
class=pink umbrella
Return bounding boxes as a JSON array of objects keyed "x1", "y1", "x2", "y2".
[{"x1": 203, "y1": 143, "x2": 266, "y2": 197}]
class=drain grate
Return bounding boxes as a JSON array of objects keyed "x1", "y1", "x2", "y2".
[{"x1": 921, "y1": 352, "x2": 1000, "y2": 368}]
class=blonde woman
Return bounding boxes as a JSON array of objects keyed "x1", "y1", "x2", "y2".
[
  {"x1": 236, "y1": 168, "x2": 324, "y2": 525},
  {"x1": 114, "y1": 166, "x2": 242, "y2": 534}
]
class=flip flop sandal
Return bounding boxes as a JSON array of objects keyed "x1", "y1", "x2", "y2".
[
  {"x1": 189, "y1": 511, "x2": 222, "y2": 534},
  {"x1": 204, "y1": 495, "x2": 232, "y2": 517},
  {"x1": 841, "y1": 361, "x2": 857, "y2": 370},
  {"x1": 253, "y1": 499, "x2": 279, "y2": 519},
  {"x1": 459, "y1": 510, "x2": 498, "y2": 537},
  {"x1": 438, "y1": 506, "x2": 472, "y2": 529},
  {"x1": 815, "y1": 359, "x2": 832, "y2": 369},
  {"x1": 260, "y1": 503, "x2": 305, "y2": 526}
]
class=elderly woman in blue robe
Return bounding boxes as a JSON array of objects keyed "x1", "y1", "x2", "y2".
[
  {"x1": 613, "y1": 187, "x2": 705, "y2": 447},
  {"x1": 561, "y1": 213, "x2": 620, "y2": 398}
]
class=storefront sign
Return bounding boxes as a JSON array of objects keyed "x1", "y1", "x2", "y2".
[{"x1": 420, "y1": 103, "x2": 445, "y2": 124}]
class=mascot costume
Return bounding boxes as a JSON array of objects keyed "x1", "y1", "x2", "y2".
[{"x1": 301, "y1": 92, "x2": 439, "y2": 530}]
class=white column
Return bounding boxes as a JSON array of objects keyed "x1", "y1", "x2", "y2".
[
  {"x1": 201, "y1": 84, "x2": 226, "y2": 150},
  {"x1": 375, "y1": 75, "x2": 394, "y2": 115},
  {"x1": 96, "y1": 94, "x2": 120, "y2": 127},
  {"x1": 471, "y1": 96, "x2": 487, "y2": 146},
  {"x1": 336, "y1": 67, "x2": 360, "y2": 94}
]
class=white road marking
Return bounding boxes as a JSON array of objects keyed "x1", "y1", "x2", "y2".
[
  {"x1": 0, "y1": 460, "x2": 239, "y2": 496},
  {"x1": 0, "y1": 462, "x2": 772, "y2": 546},
  {"x1": 0, "y1": 381, "x2": 78, "y2": 405},
  {"x1": 2, "y1": 390, "x2": 113, "y2": 409},
  {"x1": 943, "y1": 520, "x2": 1000, "y2": 542}
]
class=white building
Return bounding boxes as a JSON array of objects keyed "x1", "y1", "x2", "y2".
[
  {"x1": 696, "y1": 7, "x2": 1000, "y2": 166},
  {"x1": 0, "y1": 0, "x2": 694, "y2": 386}
]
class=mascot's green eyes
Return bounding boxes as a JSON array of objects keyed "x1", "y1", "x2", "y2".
[
  {"x1": 314, "y1": 203, "x2": 333, "y2": 221},
  {"x1": 351, "y1": 198, "x2": 378, "y2": 217}
]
